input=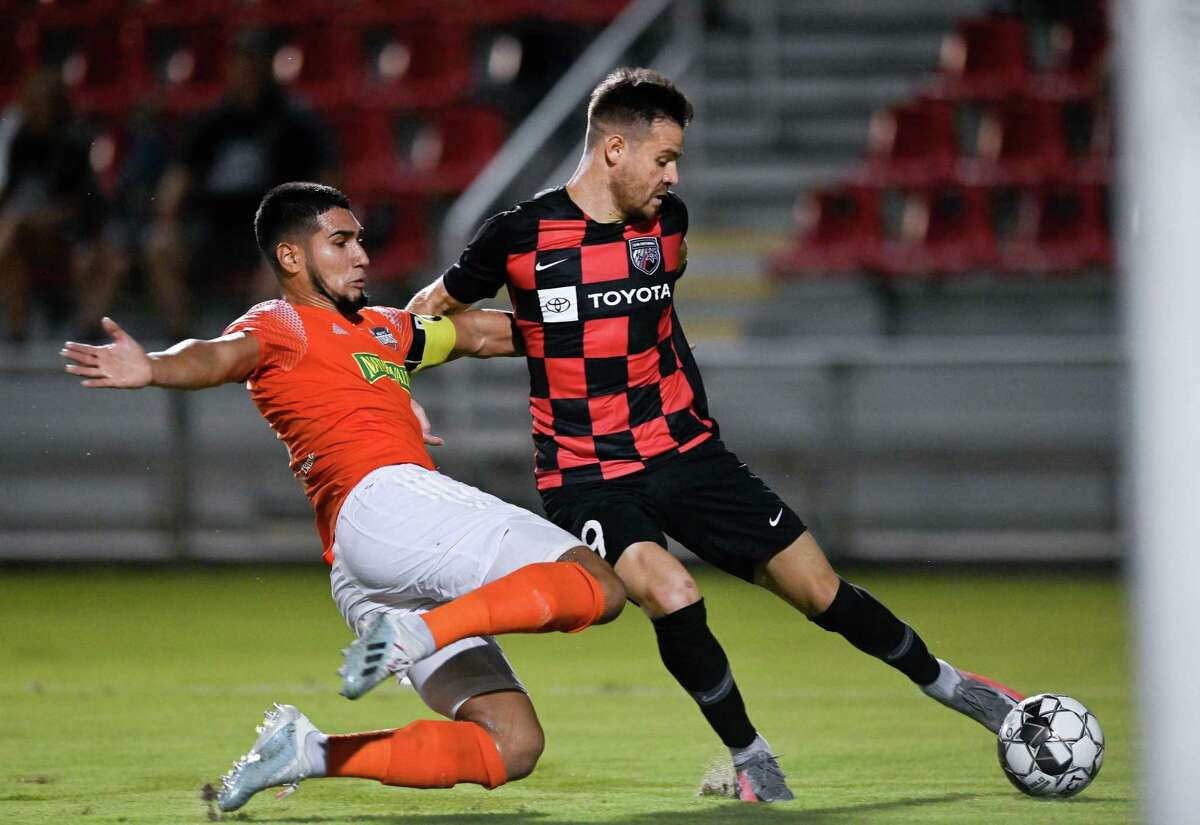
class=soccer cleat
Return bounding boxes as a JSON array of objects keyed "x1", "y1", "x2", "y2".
[
  {"x1": 338, "y1": 612, "x2": 432, "y2": 700},
  {"x1": 928, "y1": 660, "x2": 1024, "y2": 734},
  {"x1": 733, "y1": 752, "x2": 795, "y2": 803},
  {"x1": 217, "y1": 704, "x2": 322, "y2": 813}
]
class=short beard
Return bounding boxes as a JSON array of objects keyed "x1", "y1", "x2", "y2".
[{"x1": 308, "y1": 262, "x2": 368, "y2": 315}]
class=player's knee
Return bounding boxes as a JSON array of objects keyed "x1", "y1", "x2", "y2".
[
  {"x1": 643, "y1": 571, "x2": 701, "y2": 616},
  {"x1": 495, "y1": 724, "x2": 545, "y2": 782},
  {"x1": 560, "y1": 546, "x2": 625, "y2": 624}
]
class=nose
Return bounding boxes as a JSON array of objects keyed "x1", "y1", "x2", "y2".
[
  {"x1": 354, "y1": 241, "x2": 370, "y2": 268},
  {"x1": 663, "y1": 162, "x2": 679, "y2": 187}
]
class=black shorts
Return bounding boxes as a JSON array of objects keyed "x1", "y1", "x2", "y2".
[{"x1": 539, "y1": 438, "x2": 807, "y2": 582}]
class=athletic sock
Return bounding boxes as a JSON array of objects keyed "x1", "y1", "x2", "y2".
[
  {"x1": 920, "y1": 658, "x2": 964, "y2": 701},
  {"x1": 305, "y1": 731, "x2": 329, "y2": 776},
  {"x1": 810, "y1": 578, "x2": 941, "y2": 686},
  {"x1": 326, "y1": 721, "x2": 507, "y2": 789},
  {"x1": 652, "y1": 599, "x2": 757, "y2": 749},
  {"x1": 420, "y1": 561, "x2": 606, "y2": 651},
  {"x1": 730, "y1": 733, "x2": 774, "y2": 768}
]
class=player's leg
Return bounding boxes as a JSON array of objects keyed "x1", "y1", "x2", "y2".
[
  {"x1": 542, "y1": 477, "x2": 789, "y2": 802},
  {"x1": 755, "y1": 532, "x2": 1023, "y2": 732},
  {"x1": 217, "y1": 636, "x2": 536, "y2": 812},
  {"x1": 335, "y1": 465, "x2": 623, "y2": 698}
]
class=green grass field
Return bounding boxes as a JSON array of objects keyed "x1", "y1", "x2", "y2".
[{"x1": 0, "y1": 565, "x2": 1134, "y2": 824}]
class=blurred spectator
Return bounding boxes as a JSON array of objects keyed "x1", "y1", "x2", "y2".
[
  {"x1": 0, "y1": 70, "x2": 120, "y2": 343},
  {"x1": 145, "y1": 30, "x2": 338, "y2": 336}
]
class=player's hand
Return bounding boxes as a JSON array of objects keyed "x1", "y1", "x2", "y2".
[
  {"x1": 61, "y1": 317, "x2": 154, "y2": 389},
  {"x1": 411, "y1": 397, "x2": 444, "y2": 447}
]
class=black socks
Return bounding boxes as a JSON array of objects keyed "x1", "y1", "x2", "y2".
[
  {"x1": 810, "y1": 578, "x2": 941, "y2": 686},
  {"x1": 652, "y1": 599, "x2": 757, "y2": 749}
]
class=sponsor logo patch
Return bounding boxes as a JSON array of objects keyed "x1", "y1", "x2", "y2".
[
  {"x1": 536, "y1": 286, "x2": 579, "y2": 323},
  {"x1": 628, "y1": 236, "x2": 662, "y2": 275},
  {"x1": 352, "y1": 352, "x2": 411, "y2": 390}
]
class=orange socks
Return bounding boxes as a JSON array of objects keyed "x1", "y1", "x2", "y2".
[
  {"x1": 326, "y1": 720, "x2": 507, "y2": 789},
  {"x1": 420, "y1": 561, "x2": 606, "y2": 650}
]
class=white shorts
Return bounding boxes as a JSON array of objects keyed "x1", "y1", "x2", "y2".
[{"x1": 330, "y1": 464, "x2": 582, "y2": 717}]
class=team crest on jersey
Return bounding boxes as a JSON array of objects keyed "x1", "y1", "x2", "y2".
[
  {"x1": 370, "y1": 326, "x2": 398, "y2": 350},
  {"x1": 628, "y1": 236, "x2": 662, "y2": 275}
]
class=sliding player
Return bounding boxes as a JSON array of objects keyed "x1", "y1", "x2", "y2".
[{"x1": 61, "y1": 182, "x2": 625, "y2": 812}]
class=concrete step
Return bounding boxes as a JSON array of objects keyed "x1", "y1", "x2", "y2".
[{"x1": 705, "y1": 32, "x2": 942, "y2": 77}]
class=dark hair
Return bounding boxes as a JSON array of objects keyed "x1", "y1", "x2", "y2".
[
  {"x1": 586, "y1": 67, "x2": 693, "y2": 144},
  {"x1": 254, "y1": 182, "x2": 350, "y2": 273}
]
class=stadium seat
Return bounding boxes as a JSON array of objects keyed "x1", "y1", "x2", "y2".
[
  {"x1": 31, "y1": 0, "x2": 123, "y2": 24},
  {"x1": 962, "y1": 97, "x2": 1070, "y2": 187},
  {"x1": 1035, "y1": 18, "x2": 1110, "y2": 100},
  {"x1": 36, "y1": 21, "x2": 147, "y2": 114},
  {"x1": 929, "y1": 14, "x2": 1030, "y2": 101},
  {"x1": 1075, "y1": 99, "x2": 1113, "y2": 184},
  {"x1": 0, "y1": 21, "x2": 39, "y2": 107},
  {"x1": 143, "y1": 21, "x2": 229, "y2": 112},
  {"x1": 354, "y1": 193, "x2": 432, "y2": 281},
  {"x1": 337, "y1": 106, "x2": 505, "y2": 196},
  {"x1": 264, "y1": 24, "x2": 355, "y2": 109},
  {"x1": 880, "y1": 183, "x2": 997, "y2": 277},
  {"x1": 83, "y1": 113, "x2": 129, "y2": 196},
  {"x1": 329, "y1": 107, "x2": 399, "y2": 197},
  {"x1": 856, "y1": 98, "x2": 958, "y2": 188},
  {"x1": 999, "y1": 183, "x2": 1111, "y2": 273},
  {"x1": 348, "y1": 21, "x2": 472, "y2": 109},
  {"x1": 768, "y1": 185, "x2": 883, "y2": 277}
]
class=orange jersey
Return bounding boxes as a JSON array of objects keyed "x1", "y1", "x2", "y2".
[{"x1": 224, "y1": 300, "x2": 457, "y2": 563}]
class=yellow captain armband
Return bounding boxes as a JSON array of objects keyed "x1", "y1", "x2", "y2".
[{"x1": 411, "y1": 313, "x2": 456, "y2": 372}]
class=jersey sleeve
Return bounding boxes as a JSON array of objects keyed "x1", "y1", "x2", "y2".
[
  {"x1": 222, "y1": 300, "x2": 307, "y2": 379},
  {"x1": 441, "y1": 210, "x2": 512, "y2": 304},
  {"x1": 405, "y1": 314, "x2": 457, "y2": 374}
]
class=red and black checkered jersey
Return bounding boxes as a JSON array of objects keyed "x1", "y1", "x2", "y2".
[{"x1": 443, "y1": 187, "x2": 717, "y2": 490}]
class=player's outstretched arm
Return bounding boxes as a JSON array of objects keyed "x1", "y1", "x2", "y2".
[
  {"x1": 448, "y1": 310, "x2": 521, "y2": 360},
  {"x1": 62, "y1": 317, "x2": 260, "y2": 390},
  {"x1": 406, "y1": 276, "x2": 473, "y2": 316}
]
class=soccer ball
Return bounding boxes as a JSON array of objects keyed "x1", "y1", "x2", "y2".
[{"x1": 997, "y1": 693, "x2": 1104, "y2": 798}]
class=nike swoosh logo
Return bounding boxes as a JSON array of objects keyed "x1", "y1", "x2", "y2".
[
  {"x1": 769, "y1": 508, "x2": 783, "y2": 527},
  {"x1": 535, "y1": 258, "x2": 568, "y2": 271}
]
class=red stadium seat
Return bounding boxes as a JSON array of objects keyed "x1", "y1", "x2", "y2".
[
  {"x1": 348, "y1": 21, "x2": 472, "y2": 109},
  {"x1": 266, "y1": 24, "x2": 355, "y2": 109},
  {"x1": 962, "y1": 97, "x2": 1070, "y2": 186},
  {"x1": 929, "y1": 15, "x2": 1030, "y2": 101},
  {"x1": 37, "y1": 21, "x2": 147, "y2": 114},
  {"x1": 768, "y1": 185, "x2": 883, "y2": 277},
  {"x1": 336, "y1": 106, "x2": 506, "y2": 196},
  {"x1": 83, "y1": 114, "x2": 130, "y2": 196},
  {"x1": 0, "y1": 21, "x2": 39, "y2": 107},
  {"x1": 143, "y1": 21, "x2": 229, "y2": 113},
  {"x1": 355, "y1": 193, "x2": 432, "y2": 281},
  {"x1": 999, "y1": 183, "x2": 1111, "y2": 273},
  {"x1": 1034, "y1": 18, "x2": 1110, "y2": 100},
  {"x1": 330, "y1": 107, "x2": 399, "y2": 196},
  {"x1": 880, "y1": 183, "x2": 997, "y2": 276},
  {"x1": 31, "y1": 0, "x2": 123, "y2": 24},
  {"x1": 856, "y1": 98, "x2": 958, "y2": 187}
]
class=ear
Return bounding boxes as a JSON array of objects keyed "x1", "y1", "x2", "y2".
[
  {"x1": 275, "y1": 240, "x2": 304, "y2": 276},
  {"x1": 603, "y1": 133, "x2": 626, "y2": 167}
]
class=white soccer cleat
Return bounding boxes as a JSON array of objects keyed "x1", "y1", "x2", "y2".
[
  {"x1": 216, "y1": 704, "x2": 322, "y2": 812},
  {"x1": 338, "y1": 612, "x2": 433, "y2": 700}
]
